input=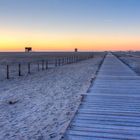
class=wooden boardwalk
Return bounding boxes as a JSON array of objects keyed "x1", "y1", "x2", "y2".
[{"x1": 64, "y1": 53, "x2": 140, "y2": 140}]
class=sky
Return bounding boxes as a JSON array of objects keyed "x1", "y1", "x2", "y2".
[{"x1": 0, "y1": 0, "x2": 140, "y2": 51}]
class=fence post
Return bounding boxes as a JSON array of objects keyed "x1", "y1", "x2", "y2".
[
  {"x1": 66, "y1": 57, "x2": 68, "y2": 64},
  {"x1": 62, "y1": 58, "x2": 64, "y2": 65},
  {"x1": 70, "y1": 57, "x2": 72, "y2": 63},
  {"x1": 72, "y1": 56, "x2": 74, "y2": 63},
  {"x1": 37, "y1": 62, "x2": 40, "y2": 71},
  {"x1": 58, "y1": 58, "x2": 60, "y2": 66},
  {"x1": 65, "y1": 57, "x2": 67, "y2": 64},
  {"x1": 6, "y1": 65, "x2": 9, "y2": 79},
  {"x1": 72, "y1": 56, "x2": 73, "y2": 63},
  {"x1": 75, "y1": 56, "x2": 77, "y2": 62},
  {"x1": 46, "y1": 60, "x2": 48, "y2": 70},
  {"x1": 28, "y1": 63, "x2": 31, "y2": 74},
  {"x1": 18, "y1": 63, "x2": 21, "y2": 76},
  {"x1": 74, "y1": 56, "x2": 76, "y2": 62},
  {"x1": 60, "y1": 58, "x2": 62, "y2": 65},
  {"x1": 58, "y1": 58, "x2": 61, "y2": 66},
  {"x1": 55, "y1": 59, "x2": 57, "y2": 67},
  {"x1": 42, "y1": 60, "x2": 45, "y2": 70}
]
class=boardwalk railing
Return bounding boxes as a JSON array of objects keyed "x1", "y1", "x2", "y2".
[{"x1": 1, "y1": 53, "x2": 94, "y2": 80}]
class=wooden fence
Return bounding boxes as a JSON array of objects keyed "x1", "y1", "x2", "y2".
[{"x1": 3, "y1": 53, "x2": 94, "y2": 80}]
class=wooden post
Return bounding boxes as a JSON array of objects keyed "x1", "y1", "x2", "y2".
[
  {"x1": 18, "y1": 63, "x2": 21, "y2": 76},
  {"x1": 42, "y1": 60, "x2": 44, "y2": 70},
  {"x1": 62, "y1": 58, "x2": 64, "y2": 65},
  {"x1": 58, "y1": 58, "x2": 61, "y2": 66},
  {"x1": 46, "y1": 60, "x2": 48, "y2": 70},
  {"x1": 28, "y1": 63, "x2": 31, "y2": 74},
  {"x1": 65, "y1": 57, "x2": 67, "y2": 64},
  {"x1": 70, "y1": 56, "x2": 72, "y2": 64},
  {"x1": 72, "y1": 56, "x2": 73, "y2": 63},
  {"x1": 60, "y1": 58, "x2": 62, "y2": 65},
  {"x1": 74, "y1": 56, "x2": 76, "y2": 62},
  {"x1": 59, "y1": 58, "x2": 62, "y2": 66},
  {"x1": 70, "y1": 56, "x2": 71, "y2": 64},
  {"x1": 55, "y1": 59, "x2": 57, "y2": 67},
  {"x1": 72, "y1": 56, "x2": 74, "y2": 63},
  {"x1": 37, "y1": 62, "x2": 40, "y2": 71},
  {"x1": 75, "y1": 56, "x2": 77, "y2": 62},
  {"x1": 6, "y1": 65, "x2": 9, "y2": 79},
  {"x1": 78, "y1": 56, "x2": 80, "y2": 61}
]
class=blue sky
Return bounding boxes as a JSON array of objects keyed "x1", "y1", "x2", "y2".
[{"x1": 0, "y1": 0, "x2": 140, "y2": 51}]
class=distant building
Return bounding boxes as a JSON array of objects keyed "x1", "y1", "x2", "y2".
[
  {"x1": 25, "y1": 47, "x2": 32, "y2": 52},
  {"x1": 75, "y1": 48, "x2": 78, "y2": 52}
]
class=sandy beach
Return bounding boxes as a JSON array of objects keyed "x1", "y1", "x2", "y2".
[{"x1": 0, "y1": 56, "x2": 103, "y2": 140}]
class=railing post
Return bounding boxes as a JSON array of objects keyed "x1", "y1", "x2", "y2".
[
  {"x1": 6, "y1": 65, "x2": 9, "y2": 79},
  {"x1": 18, "y1": 63, "x2": 21, "y2": 76}
]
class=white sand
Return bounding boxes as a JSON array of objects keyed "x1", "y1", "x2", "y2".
[
  {"x1": 0, "y1": 56, "x2": 102, "y2": 140},
  {"x1": 119, "y1": 56, "x2": 140, "y2": 74}
]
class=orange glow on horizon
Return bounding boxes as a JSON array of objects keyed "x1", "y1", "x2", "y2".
[{"x1": 0, "y1": 27, "x2": 140, "y2": 51}]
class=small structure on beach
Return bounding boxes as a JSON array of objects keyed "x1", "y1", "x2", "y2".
[
  {"x1": 25, "y1": 47, "x2": 32, "y2": 52},
  {"x1": 74, "y1": 48, "x2": 78, "y2": 52}
]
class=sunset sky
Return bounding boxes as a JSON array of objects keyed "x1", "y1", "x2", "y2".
[{"x1": 0, "y1": 0, "x2": 140, "y2": 51}]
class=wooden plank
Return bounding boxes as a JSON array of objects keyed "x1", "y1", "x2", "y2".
[{"x1": 64, "y1": 53, "x2": 140, "y2": 140}]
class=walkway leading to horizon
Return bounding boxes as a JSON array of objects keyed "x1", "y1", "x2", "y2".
[{"x1": 64, "y1": 53, "x2": 140, "y2": 140}]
